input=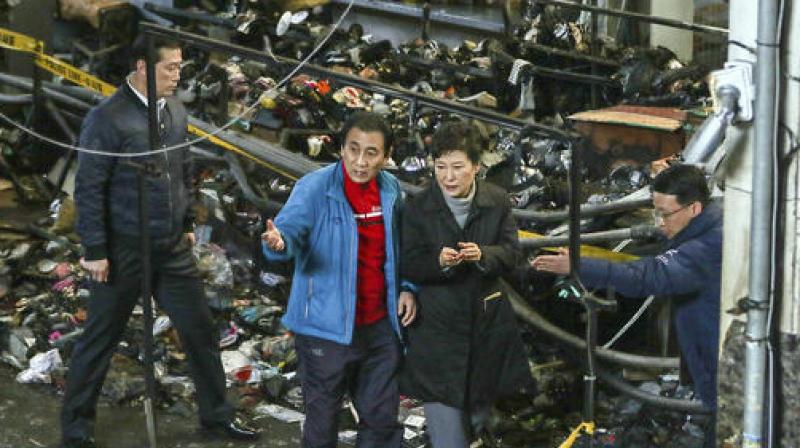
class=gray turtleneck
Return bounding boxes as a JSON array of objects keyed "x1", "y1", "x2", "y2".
[{"x1": 443, "y1": 181, "x2": 476, "y2": 228}]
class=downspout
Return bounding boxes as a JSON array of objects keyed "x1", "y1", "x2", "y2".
[{"x1": 744, "y1": 0, "x2": 779, "y2": 446}]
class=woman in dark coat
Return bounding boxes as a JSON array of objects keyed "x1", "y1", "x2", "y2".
[{"x1": 400, "y1": 121, "x2": 532, "y2": 447}]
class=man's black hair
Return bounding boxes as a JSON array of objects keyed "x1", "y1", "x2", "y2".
[
  {"x1": 340, "y1": 111, "x2": 393, "y2": 155},
  {"x1": 129, "y1": 34, "x2": 181, "y2": 70},
  {"x1": 651, "y1": 164, "x2": 710, "y2": 206},
  {"x1": 430, "y1": 120, "x2": 483, "y2": 164}
]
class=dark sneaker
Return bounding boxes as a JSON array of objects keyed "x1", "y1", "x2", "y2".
[{"x1": 200, "y1": 417, "x2": 260, "y2": 441}]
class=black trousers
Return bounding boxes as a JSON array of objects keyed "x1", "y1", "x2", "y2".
[
  {"x1": 295, "y1": 318, "x2": 402, "y2": 448},
  {"x1": 60, "y1": 236, "x2": 233, "y2": 441}
]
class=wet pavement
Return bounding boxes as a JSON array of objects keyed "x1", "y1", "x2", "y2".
[{"x1": 0, "y1": 364, "x2": 305, "y2": 448}]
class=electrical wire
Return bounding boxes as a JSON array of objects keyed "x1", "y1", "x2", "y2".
[
  {"x1": 766, "y1": 1, "x2": 785, "y2": 445},
  {"x1": 602, "y1": 295, "x2": 655, "y2": 349},
  {"x1": 0, "y1": 0, "x2": 357, "y2": 158}
]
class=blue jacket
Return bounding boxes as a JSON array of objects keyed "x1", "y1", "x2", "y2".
[
  {"x1": 262, "y1": 162, "x2": 403, "y2": 345},
  {"x1": 580, "y1": 201, "x2": 722, "y2": 409}
]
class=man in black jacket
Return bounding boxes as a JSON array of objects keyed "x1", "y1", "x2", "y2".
[{"x1": 59, "y1": 36, "x2": 259, "y2": 448}]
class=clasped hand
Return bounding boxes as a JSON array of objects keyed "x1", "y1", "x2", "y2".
[{"x1": 439, "y1": 242, "x2": 481, "y2": 268}]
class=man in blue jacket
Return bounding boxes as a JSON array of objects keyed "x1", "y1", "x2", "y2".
[
  {"x1": 261, "y1": 111, "x2": 417, "y2": 448},
  {"x1": 532, "y1": 164, "x2": 721, "y2": 445}
]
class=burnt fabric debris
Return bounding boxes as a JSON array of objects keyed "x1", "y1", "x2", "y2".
[{"x1": 0, "y1": 0, "x2": 729, "y2": 446}]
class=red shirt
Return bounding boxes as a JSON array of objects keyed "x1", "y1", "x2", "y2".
[{"x1": 342, "y1": 164, "x2": 388, "y2": 326}]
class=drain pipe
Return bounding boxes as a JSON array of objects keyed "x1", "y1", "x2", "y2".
[{"x1": 744, "y1": 0, "x2": 778, "y2": 446}]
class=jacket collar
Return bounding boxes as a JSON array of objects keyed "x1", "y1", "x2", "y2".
[
  {"x1": 326, "y1": 161, "x2": 397, "y2": 204},
  {"x1": 121, "y1": 81, "x2": 168, "y2": 116},
  {"x1": 669, "y1": 200, "x2": 722, "y2": 247},
  {"x1": 422, "y1": 179, "x2": 493, "y2": 212}
]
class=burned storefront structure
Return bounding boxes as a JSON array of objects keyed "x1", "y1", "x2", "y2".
[{"x1": 1, "y1": 1, "x2": 791, "y2": 447}]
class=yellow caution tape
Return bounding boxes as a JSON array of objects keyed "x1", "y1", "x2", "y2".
[
  {"x1": 187, "y1": 124, "x2": 298, "y2": 181},
  {"x1": 519, "y1": 230, "x2": 640, "y2": 262},
  {"x1": 35, "y1": 54, "x2": 117, "y2": 97},
  {"x1": 0, "y1": 27, "x2": 42, "y2": 53}
]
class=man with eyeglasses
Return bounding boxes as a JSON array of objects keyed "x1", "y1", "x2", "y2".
[{"x1": 531, "y1": 164, "x2": 721, "y2": 447}]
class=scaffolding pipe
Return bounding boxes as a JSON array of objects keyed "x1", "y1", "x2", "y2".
[
  {"x1": 535, "y1": 0, "x2": 728, "y2": 35},
  {"x1": 743, "y1": 0, "x2": 779, "y2": 446}
]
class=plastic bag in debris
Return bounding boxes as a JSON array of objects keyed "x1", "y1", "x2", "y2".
[
  {"x1": 193, "y1": 244, "x2": 234, "y2": 288},
  {"x1": 231, "y1": 362, "x2": 280, "y2": 385},
  {"x1": 152, "y1": 315, "x2": 172, "y2": 336},
  {"x1": 16, "y1": 348, "x2": 62, "y2": 384},
  {"x1": 259, "y1": 271, "x2": 288, "y2": 287},
  {"x1": 260, "y1": 334, "x2": 295, "y2": 364},
  {"x1": 254, "y1": 403, "x2": 305, "y2": 423},
  {"x1": 221, "y1": 350, "x2": 252, "y2": 377}
]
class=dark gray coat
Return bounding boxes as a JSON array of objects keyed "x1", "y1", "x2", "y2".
[
  {"x1": 400, "y1": 179, "x2": 532, "y2": 410},
  {"x1": 75, "y1": 83, "x2": 192, "y2": 260}
]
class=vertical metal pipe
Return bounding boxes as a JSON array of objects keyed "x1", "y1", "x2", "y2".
[
  {"x1": 141, "y1": 33, "x2": 159, "y2": 448},
  {"x1": 744, "y1": 0, "x2": 779, "y2": 446},
  {"x1": 590, "y1": 0, "x2": 599, "y2": 108},
  {"x1": 31, "y1": 54, "x2": 42, "y2": 133},
  {"x1": 568, "y1": 140, "x2": 582, "y2": 275}
]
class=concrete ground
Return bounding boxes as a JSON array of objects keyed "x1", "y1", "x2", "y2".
[{"x1": 0, "y1": 365, "x2": 305, "y2": 448}]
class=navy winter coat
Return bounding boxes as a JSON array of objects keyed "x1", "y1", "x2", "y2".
[
  {"x1": 75, "y1": 83, "x2": 192, "y2": 260},
  {"x1": 580, "y1": 201, "x2": 722, "y2": 409}
]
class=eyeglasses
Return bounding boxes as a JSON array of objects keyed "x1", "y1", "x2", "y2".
[{"x1": 652, "y1": 204, "x2": 691, "y2": 223}]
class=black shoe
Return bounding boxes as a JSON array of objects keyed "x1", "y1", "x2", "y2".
[
  {"x1": 61, "y1": 437, "x2": 97, "y2": 448},
  {"x1": 200, "y1": 417, "x2": 260, "y2": 441}
]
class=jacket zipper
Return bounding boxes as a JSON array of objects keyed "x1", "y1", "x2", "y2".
[
  {"x1": 164, "y1": 151, "x2": 173, "y2": 234},
  {"x1": 306, "y1": 278, "x2": 313, "y2": 318}
]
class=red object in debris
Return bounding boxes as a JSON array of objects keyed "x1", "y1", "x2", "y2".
[
  {"x1": 316, "y1": 79, "x2": 331, "y2": 95},
  {"x1": 52, "y1": 277, "x2": 75, "y2": 292},
  {"x1": 49, "y1": 331, "x2": 62, "y2": 343},
  {"x1": 233, "y1": 365, "x2": 253, "y2": 383}
]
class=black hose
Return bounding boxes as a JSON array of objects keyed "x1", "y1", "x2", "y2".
[
  {"x1": 0, "y1": 93, "x2": 33, "y2": 104},
  {"x1": 596, "y1": 365, "x2": 711, "y2": 414},
  {"x1": 504, "y1": 280, "x2": 679, "y2": 369},
  {"x1": 520, "y1": 224, "x2": 660, "y2": 249},
  {"x1": 512, "y1": 197, "x2": 653, "y2": 223},
  {"x1": 0, "y1": 73, "x2": 92, "y2": 111},
  {"x1": 505, "y1": 282, "x2": 711, "y2": 413},
  {"x1": 222, "y1": 151, "x2": 285, "y2": 214}
]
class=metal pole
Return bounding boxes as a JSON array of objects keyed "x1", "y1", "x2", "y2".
[
  {"x1": 590, "y1": 0, "x2": 599, "y2": 108},
  {"x1": 535, "y1": 0, "x2": 729, "y2": 35},
  {"x1": 744, "y1": 0, "x2": 778, "y2": 446},
  {"x1": 568, "y1": 140, "x2": 582, "y2": 276},
  {"x1": 581, "y1": 298, "x2": 598, "y2": 448},
  {"x1": 141, "y1": 33, "x2": 160, "y2": 448}
]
